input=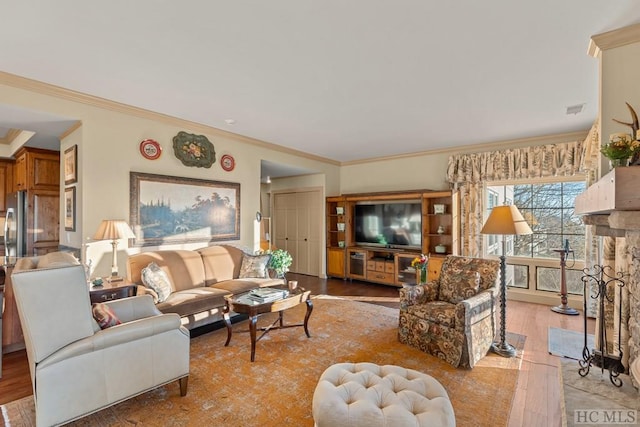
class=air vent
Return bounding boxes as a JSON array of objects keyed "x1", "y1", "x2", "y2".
[{"x1": 566, "y1": 104, "x2": 585, "y2": 115}]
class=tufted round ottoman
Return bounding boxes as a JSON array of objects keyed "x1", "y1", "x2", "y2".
[{"x1": 312, "y1": 362, "x2": 455, "y2": 427}]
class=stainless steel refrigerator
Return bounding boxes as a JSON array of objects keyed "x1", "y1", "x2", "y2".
[{"x1": 5, "y1": 191, "x2": 27, "y2": 257}]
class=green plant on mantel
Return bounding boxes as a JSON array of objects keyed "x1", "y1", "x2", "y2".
[
  {"x1": 268, "y1": 249, "x2": 293, "y2": 278},
  {"x1": 601, "y1": 133, "x2": 640, "y2": 161}
]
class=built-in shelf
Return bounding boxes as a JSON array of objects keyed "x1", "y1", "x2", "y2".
[{"x1": 326, "y1": 190, "x2": 459, "y2": 283}]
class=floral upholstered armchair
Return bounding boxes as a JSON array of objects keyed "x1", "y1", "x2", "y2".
[{"x1": 398, "y1": 255, "x2": 500, "y2": 368}]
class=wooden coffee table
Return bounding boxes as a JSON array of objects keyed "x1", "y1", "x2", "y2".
[{"x1": 223, "y1": 287, "x2": 313, "y2": 362}]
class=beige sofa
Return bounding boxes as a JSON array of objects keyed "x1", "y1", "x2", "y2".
[
  {"x1": 13, "y1": 250, "x2": 81, "y2": 271},
  {"x1": 127, "y1": 244, "x2": 284, "y2": 329}
]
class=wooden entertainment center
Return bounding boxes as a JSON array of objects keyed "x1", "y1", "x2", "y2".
[{"x1": 326, "y1": 189, "x2": 459, "y2": 287}]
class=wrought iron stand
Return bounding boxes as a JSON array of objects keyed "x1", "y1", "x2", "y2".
[{"x1": 579, "y1": 264, "x2": 626, "y2": 387}]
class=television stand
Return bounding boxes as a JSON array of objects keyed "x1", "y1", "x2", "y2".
[{"x1": 345, "y1": 246, "x2": 444, "y2": 287}]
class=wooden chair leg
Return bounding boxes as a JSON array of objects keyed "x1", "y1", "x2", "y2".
[{"x1": 179, "y1": 376, "x2": 189, "y2": 396}]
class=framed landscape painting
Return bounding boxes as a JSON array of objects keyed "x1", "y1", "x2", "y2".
[{"x1": 129, "y1": 172, "x2": 240, "y2": 246}]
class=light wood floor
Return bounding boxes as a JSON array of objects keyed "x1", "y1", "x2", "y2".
[{"x1": 0, "y1": 273, "x2": 594, "y2": 426}]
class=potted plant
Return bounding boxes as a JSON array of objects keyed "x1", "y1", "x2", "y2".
[
  {"x1": 268, "y1": 249, "x2": 293, "y2": 279},
  {"x1": 601, "y1": 133, "x2": 640, "y2": 167}
]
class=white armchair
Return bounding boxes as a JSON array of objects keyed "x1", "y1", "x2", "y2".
[
  {"x1": 0, "y1": 285, "x2": 3, "y2": 378},
  {"x1": 11, "y1": 264, "x2": 190, "y2": 426}
]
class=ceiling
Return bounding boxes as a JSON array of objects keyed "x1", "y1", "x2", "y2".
[
  {"x1": 0, "y1": 104, "x2": 77, "y2": 151},
  {"x1": 1, "y1": 2, "x2": 640, "y2": 169}
]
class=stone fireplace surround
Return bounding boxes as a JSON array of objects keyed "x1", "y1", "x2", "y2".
[{"x1": 576, "y1": 166, "x2": 640, "y2": 388}]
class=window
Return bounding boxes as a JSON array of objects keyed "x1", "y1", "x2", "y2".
[
  {"x1": 512, "y1": 182, "x2": 586, "y2": 260},
  {"x1": 485, "y1": 180, "x2": 586, "y2": 296}
]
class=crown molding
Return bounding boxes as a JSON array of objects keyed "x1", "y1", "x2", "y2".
[
  {"x1": 0, "y1": 71, "x2": 591, "y2": 169},
  {"x1": 588, "y1": 22, "x2": 640, "y2": 57},
  {"x1": 0, "y1": 71, "x2": 340, "y2": 166},
  {"x1": 341, "y1": 130, "x2": 590, "y2": 166},
  {"x1": 59, "y1": 121, "x2": 82, "y2": 141}
]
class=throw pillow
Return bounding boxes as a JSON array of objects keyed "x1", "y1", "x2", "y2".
[
  {"x1": 92, "y1": 303, "x2": 122, "y2": 329},
  {"x1": 239, "y1": 253, "x2": 271, "y2": 279},
  {"x1": 141, "y1": 262, "x2": 173, "y2": 303}
]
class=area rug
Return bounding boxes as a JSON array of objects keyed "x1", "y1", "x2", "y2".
[
  {"x1": 560, "y1": 359, "x2": 639, "y2": 427},
  {"x1": 549, "y1": 327, "x2": 595, "y2": 360},
  {"x1": 2, "y1": 297, "x2": 525, "y2": 427}
]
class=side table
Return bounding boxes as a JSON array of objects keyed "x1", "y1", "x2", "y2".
[{"x1": 89, "y1": 281, "x2": 137, "y2": 304}]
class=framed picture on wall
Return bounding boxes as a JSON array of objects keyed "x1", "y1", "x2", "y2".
[
  {"x1": 64, "y1": 145, "x2": 78, "y2": 185},
  {"x1": 64, "y1": 187, "x2": 76, "y2": 231},
  {"x1": 129, "y1": 172, "x2": 240, "y2": 246}
]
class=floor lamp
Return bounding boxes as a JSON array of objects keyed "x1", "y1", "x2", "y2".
[
  {"x1": 480, "y1": 205, "x2": 532, "y2": 357},
  {"x1": 93, "y1": 219, "x2": 136, "y2": 282}
]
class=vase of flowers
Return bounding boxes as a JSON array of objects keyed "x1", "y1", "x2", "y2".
[
  {"x1": 267, "y1": 249, "x2": 293, "y2": 279},
  {"x1": 601, "y1": 133, "x2": 640, "y2": 169},
  {"x1": 411, "y1": 254, "x2": 428, "y2": 284}
]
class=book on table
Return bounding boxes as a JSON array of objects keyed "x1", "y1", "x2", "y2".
[{"x1": 248, "y1": 287, "x2": 289, "y2": 303}]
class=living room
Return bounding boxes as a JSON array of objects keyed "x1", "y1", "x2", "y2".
[{"x1": 2, "y1": 3, "x2": 640, "y2": 426}]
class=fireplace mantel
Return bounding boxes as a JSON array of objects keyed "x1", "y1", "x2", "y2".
[
  {"x1": 576, "y1": 166, "x2": 640, "y2": 237},
  {"x1": 575, "y1": 166, "x2": 640, "y2": 216}
]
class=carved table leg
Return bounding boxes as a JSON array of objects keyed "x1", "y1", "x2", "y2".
[
  {"x1": 250, "y1": 315, "x2": 258, "y2": 362},
  {"x1": 223, "y1": 304, "x2": 233, "y2": 346},
  {"x1": 303, "y1": 299, "x2": 313, "y2": 338}
]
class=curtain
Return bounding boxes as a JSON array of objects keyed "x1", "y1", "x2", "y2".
[
  {"x1": 582, "y1": 122, "x2": 600, "y2": 318},
  {"x1": 614, "y1": 238, "x2": 630, "y2": 369},
  {"x1": 599, "y1": 237, "x2": 617, "y2": 357},
  {"x1": 458, "y1": 183, "x2": 483, "y2": 257},
  {"x1": 446, "y1": 139, "x2": 585, "y2": 256},
  {"x1": 447, "y1": 141, "x2": 584, "y2": 185}
]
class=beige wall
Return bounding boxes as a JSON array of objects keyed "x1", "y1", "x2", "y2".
[
  {"x1": 0, "y1": 73, "x2": 591, "y2": 278},
  {"x1": 599, "y1": 41, "x2": 640, "y2": 175},
  {"x1": 340, "y1": 154, "x2": 450, "y2": 194},
  {"x1": 0, "y1": 75, "x2": 340, "y2": 277},
  {"x1": 339, "y1": 131, "x2": 589, "y2": 195}
]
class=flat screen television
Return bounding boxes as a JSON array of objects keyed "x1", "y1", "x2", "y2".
[{"x1": 354, "y1": 201, "x2": 422, "y2": 249}]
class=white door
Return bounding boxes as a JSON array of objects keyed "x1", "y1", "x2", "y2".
[
  {"x1": 297, "y1": 191, "x2": 321, "y2": 276},
  {"x1": 274, "y1": 193, "x2": 298, "y2": 271},
  {"x1": 273, "y1": 190, "x2": 322, "y2": 276}
]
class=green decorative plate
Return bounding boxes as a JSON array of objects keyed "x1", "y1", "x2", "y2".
[{"x1": 172, "y1": 131, "x2": 216, "y2": 168}]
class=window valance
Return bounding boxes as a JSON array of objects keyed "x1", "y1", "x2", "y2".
[{"x1": 446, "y1": 140, "x2": 585, "y2": 185}]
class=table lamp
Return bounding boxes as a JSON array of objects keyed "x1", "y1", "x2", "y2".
[
  {"x1": 93, "y1": 219, "x2": 135, "y2": 282},
  {"x1": 480, "y1": 205, "x2": 532, "y2": 357}
]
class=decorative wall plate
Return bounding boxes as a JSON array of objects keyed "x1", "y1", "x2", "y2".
[
  {"x1": 172, "y1": 131, "x2": 216, "y2": 168},
  {"x1": 139, "y1": 139, "x2": 162, "y2": 160},
  {"x1": 220, "y1": 154, "x2": 235, "y2": 171}
]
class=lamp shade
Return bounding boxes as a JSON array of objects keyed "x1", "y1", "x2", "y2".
[
  {"x1": 480, "y1": 205, "x2": 532, "y2": 236},
  {"x1": 93, "y1": 220, "x2": 135, "y2": 240}
]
